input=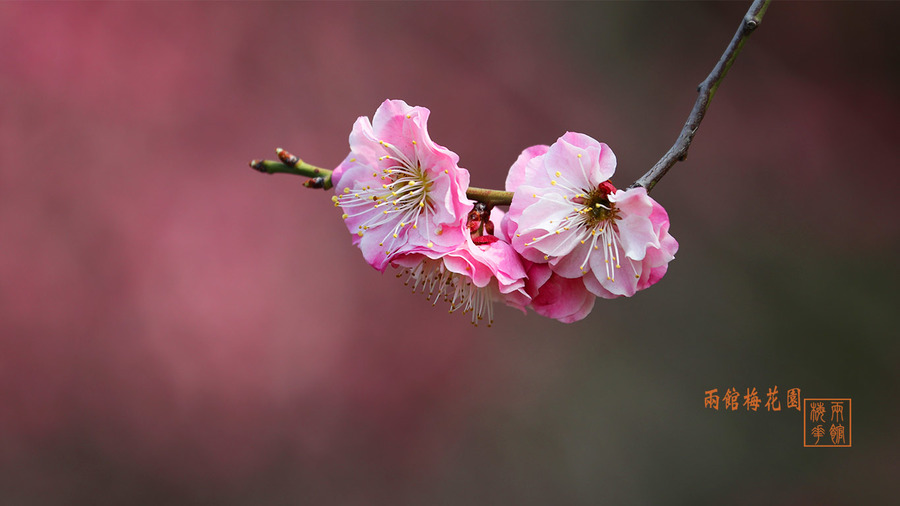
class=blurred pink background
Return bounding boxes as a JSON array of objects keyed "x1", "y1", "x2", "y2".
[{"x1": 1, "y1": 2, "x2": 897, "y2": 504}]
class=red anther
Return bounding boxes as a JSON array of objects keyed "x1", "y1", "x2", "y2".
[
  {"x1": 484, "y1": 220, "x2": 494, "y2": 235},
  {"x1": 472, "y1": 235, "x2": 499, "y2": 245}
]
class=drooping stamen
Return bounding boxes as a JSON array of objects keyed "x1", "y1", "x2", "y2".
[{"x1": 397, "y1": 258, "x2": 496, "y2": 327}]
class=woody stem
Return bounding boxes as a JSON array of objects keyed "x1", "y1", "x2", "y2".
[
  {"x1": 249, "y1": 158, "x2": 334, "y2": 190},
  {"x1": 250, "y1": 0, "x2": 770, "y2": 202},
  {"x1": 465, "y1": 187, "x2": 513, "y2": 207},
  {"x1": 630, "y1": 0, "x2": 772, "y2": 193},
  {"x1": 249, "y1": 158, "x2": 514, "y2": 206}
]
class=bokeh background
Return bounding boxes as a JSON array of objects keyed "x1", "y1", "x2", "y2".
[{"x1": 1, "y1": 2, "x2": 898, "y2": 504}]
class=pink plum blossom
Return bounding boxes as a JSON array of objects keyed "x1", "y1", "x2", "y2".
[
  {"x1": 523, "y1": 263, "x2": 595, "y2": 323},
  {"x1": 500, "y1": 211, "x2": 594, "y2": 323},
  {"x1": 391, "y1": 209, "x2": 529, "y2": 327},
  {"x1": 332, "y1": 99, "x2": 472, "y2": 272},
  {"x1": 505, "y1": 132, "x2": 678, "y2": 298}
]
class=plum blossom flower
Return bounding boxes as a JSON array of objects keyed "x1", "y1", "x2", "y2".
[
  {"x1": 505, "y1": 132, "x2": 678, "y2": 298},
  {"x1": 331, "y1": 99, "x2": 472, "y2": 272},
  {"x1": 391, "y1": 209, "x2": 529, "y2": 327}
]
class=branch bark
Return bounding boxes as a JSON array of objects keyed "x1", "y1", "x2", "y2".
[{"x1": 631, "y1": 0, "x2": 771, "y2": 192}]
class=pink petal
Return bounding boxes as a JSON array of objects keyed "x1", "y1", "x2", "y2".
[
  {"x1": 526, "y1": 264, "x2": 596, "y2": 323},
  {"x1": 505, "y1": 145, "x2": 549, "y2": 193}
]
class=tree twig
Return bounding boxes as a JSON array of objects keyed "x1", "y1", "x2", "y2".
[
  {"x1": 251, "y1": 0, "x2": 770, "y2": 203},
  {"x1": 631, "y1": 0, "x2": 771, "y2": 193},
  {"x1": 251, "y1": 154, "x2": 514, "y2": 205}
]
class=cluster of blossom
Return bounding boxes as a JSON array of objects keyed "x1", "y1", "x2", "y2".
[{"x1": 331, "y1": 100, "x2": 677, "y2": 325}]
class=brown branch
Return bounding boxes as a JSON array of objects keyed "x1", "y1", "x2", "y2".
[
  {"x1": 466, "y1": 187, "x2": 513, "y2": 207},
  {"x1": 249, "y1": 153, "x2": 513, "y2": 204},
  {"x1": 251, "y1": 0, "x2": 770, "y2": 203},
  {"x1": 631, "y1": 0, "x2": 771, "y2": 193}
]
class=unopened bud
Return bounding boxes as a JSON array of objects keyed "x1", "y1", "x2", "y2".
[
  {"x1": 249, "y1": 160, "x2": 266, "y2": 172},
  {"x1": 276, "y1": 148, "x2": 300, "y2": 167}
]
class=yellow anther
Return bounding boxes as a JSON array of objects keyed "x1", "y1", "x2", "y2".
[
  {"x1": 412, "y1": 140, "x2": 417, "y2": 145},
  {"x1": 406, "y1": 114, "x2": 411, "y2": 119},
  {"x1": 427, "y1": 241, "x2": 433, "y2": 248},
  {"x1": 342, "y1": 213, "x2": 348, "y2": 219},
  {"x1": 543, "y1": 255, "x2": 549, "y2": 260},
  {"x1": 580, "y1": 240, "x2": 585, "y2": 244},
  {"x1": 419, "y1": 201, "x2": 425, "y2": 207},
  {"x1": 357, "y1": 231, "x2": 364, "y2": 237},
  {"x1": 393, "y1": 233, "x2": 398, "y2": 238},
  {"x1": 436, "y1": 229, "x2": 443, "y2": 235},
  {"x1": 577, "y1": 154, "x2": 582, "y2": 158},
  {"x1": 551, "y1": 180, "x2": 557, "y2": 185},
  {"x1": 343, "y1": 188, "x2": 350, "y2": 194},
  {"x1": 555, "y1": 171, "x2": 561, "y2": 177},
  {"x1": 350, "y1": 158, "x2": 356, "y2": 162}
]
